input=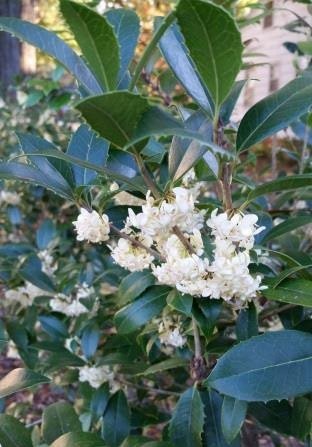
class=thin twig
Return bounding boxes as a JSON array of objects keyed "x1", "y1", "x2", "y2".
[
  {"x1": 192, "y1": 315, "x2": 202, "y2": 358},
  {"x1": 134, "y1": 151, "x2": 161, "y2": 199},
  {"x1": 109, "y1": 223, "x2": 165, "y2": 262},
  {"x1": 172, "y1": 226, "x2": 196, "y2": 255},
  {"x1": 121, "y1": 379, "x2": 180, "y2": 396},
  {"x1": 259, "y1": 303, "x2": 296, "y2": 321}
]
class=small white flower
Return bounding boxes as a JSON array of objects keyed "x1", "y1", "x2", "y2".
[
  {"x1": 110, "y1": 234, "x2": 154, "y2": 272},
  {"x1": 158, "y1": 318, "x2": 186, "y2": 348},
  {"x1": 4, "y1": 282, "x2": 47, "y2": 307},
  {"x1": 38, "y1": 250, "x2": 57, "y2": 276},
  {"x1": 78, "y1": 365, "x2": 115, "y2": 389},
  {"x1": 73, "y1": 208, "x2": 110, "y2": 243},
  {"x1": 0, "y1": 190, "x2": 21, "y2": 205},
  {"x1": 49, "y1": 284, "x2": 94, "y2": 317}
]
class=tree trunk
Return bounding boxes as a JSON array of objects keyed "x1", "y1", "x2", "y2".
[
  {"x1": 20, "y1": 0, "x2": 38, "y2": 74},
  {"x1": 0, "y1": 0, "x2": 22, "y2": 94}
]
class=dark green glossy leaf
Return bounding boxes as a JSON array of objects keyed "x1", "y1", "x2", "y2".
[
  {"x1": 237, "y1": 76, "x2": 312, "y2": 150},
  {"x1": 176, "y1": 0, "x2": 243, "y2": 108},
  {"x1": 201, "y1": 390, "x2": 240, "y2": 447},
  {"x1": 60, "y1": 0, "x2": 119, "y2": 90},
  {"x1": 115, "y1": 286, "x2": 170, "y2": 334},
  {"x1": 90, "y1": 383, "x2": 110, "y2": 417},
  {"x1": 118, "y1": 271, "x2": 155, "y2": 306},
  {"x1": 67, "y1": 124, "x2": 109, "y2": 186},
  {"x1": 39, "y1": 315, "x2": 69, "y2": 339},
  {"x1": 0, "y1": 368, "x2": 50, "y2": 398},
  {"x1": 20, "y1": 255, "x2": 55, "y2": 292},
  {"x1": 169, "y1": 386, "x2": 204, "y2": 447},
  {"x1": 235, "y1": 302, "x2": 258, "y2": 341},
  {"x1": 36, "y1": 219, "x2": 56, "y2": 250},
  {"x1": 220, "y1": 80, "x2": 246, "y2": 125},
  {"x1": 0, "y1": 161, "x2": 74, "y2": 200},
  {"x1": 51, "y1": 432, "x2": 106, "y2": 447},
  {"x1": 105, "y1": 8, "x2": 140, "y2": 84},
  {"x1": 81, "y1": 324, "x2": 100, "y2": 359},
  {"x1": 207, "y1": 330, "x2": 312, "y2": 401},
  {"x1": 263, "y1": 279, "x2": 312, "y2": 307},
  {"x1": 249, "y1": 401, "x2": 293, "y2": 436},
  {"x1": 17, "y1": 132, "x2": 75, "y2": 189},
  {"x1": 221, "y1": 396, "x2": 247, "y2": 443},
  {"x1": 262, "y1": 215, "x2": 312, "y2": 242},
  {"x1": 244, "y1": 174, "x2": 312, "y2": 205},
  {"x1": 167, "y1": 290, "x2": 193, "y2": 316},
  {"x1": 0, "y1": 18, "x2": 101, "y2": 94},
  {"x1": 42, "y1": 402, "x2": 82, "y2": 445},
  {"x1": 0, "y1": 414, "x2": 32, "y2": 447},
  {"x1": 159, "y1": 21, "x2": 213, "y2": 116},
  {"x1": 76, "y1": 91, "x2": 149, "y2": 148},
  {"x1": 291, "y1": 397, "x2": 312, "y2": 439},
  {"x1": 102, "y1": 390, "x2": 130, "y2": 447}
]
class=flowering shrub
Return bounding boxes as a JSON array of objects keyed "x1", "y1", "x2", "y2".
[{"x1": 0, "y1": 1, "x2": 311, "y2": 447}]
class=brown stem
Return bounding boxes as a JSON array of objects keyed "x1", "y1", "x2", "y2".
[
  {"x1": 172, "y1": 225, "x2": 196, "y2": 255},
  {"x1": 134, "y1": 151, "x2": 161, "y2": 199},
  {"x1": 109, "y1": 223, "x2": 165, "y2": 262},
  {"x1": 221, "y1": 163, "x2": 233, "y2": 212}
]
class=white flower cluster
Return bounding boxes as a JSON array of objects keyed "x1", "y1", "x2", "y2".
[
  {"x1": 4, "y1": 282, "x2": 47, "y2": 307},
  {"x1": 109, "y1": 187, "x2": 265, "y2": 306},
  {"x1": 158, "y1": 318, "x2": 186, "y2": 348},
  {"x1": 50, "y1": 283, "x2": 95, "y2": 317},
  {"x1": 38, "y1": 249, "x2": 57, "y2": 276},
  {"x1": 72, "y1": 183, "x2": 266, "y2": 307},
  {"x1": 0, "y1": 190, "x2": 21, "y2": 206},
  {"x1": 78, "y1": 365, "x2": 119, "y2": 391},
  {"x1": 73, "y1": 208, "x2": 110, "y2": 243}
]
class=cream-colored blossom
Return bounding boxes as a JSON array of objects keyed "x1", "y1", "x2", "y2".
[
  {"x1": 78, "y1": 365, "x2": 115, "y2": 389},
  {"x1": 73, "y1": 208, "x2": 110, "y2": 243},
  {"x1": 110, "y1": 234, "x2": 154, "y2": 272},
  {"x1": 4, "y1": 282, "x2": 47, "y2": 307},
  {"x1": 0, "y1": 190, "x2": 21, "y2": 205}
]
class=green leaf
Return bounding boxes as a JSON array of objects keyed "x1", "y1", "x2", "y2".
[
  {"x1": 159, "y1": 21, "x2": 213, "y2": 116},
  {"x1": 237, "y1": 76, "x2": 312, "y2": 150},
  {"x1": 0, "y1": 18, "x2": 101, "y2": 94},
  {"x1": 118, "y1": 271, "x2": 155, "y2": 306},
  {"x1": 105, "y1": 8, "x2": 140, "y2": 84},
  {"x1": 139, "y1": 358, "x2": 189, "y2": 376},
  {"x1": 220, "y1": 80, "x2": 246, "y2": 125},
  {"x1": 90, "y1": 383, "x2": 110, "y2": 417},
  {"x1": 291, "y1": 397, "x2": 312, "y2": 440},
  {"x1": 244, "y1": 174, "x2": 312, "y2": 205},
  {"x1": 235, "y1": 302, "x2": 258, "y2": 341},
  {"x1": 0, "y1": 368, "x2": 50, "y2": 398},
  {"x1": 167, "y1": 290, "x2": 193, "y2": 316},
  {"x1": 60, "y1": 0, "x2": 119, "y2": 90},
  {"x1": 42, "y1": 402, "x2": 82, "y2": 445},
  {"x1": 102, "y1": 390, "x2": 130, "y2": 447},
  {"x1": 270, "y1": 265, "x2": 312, "y2": 288},
  {"x1": 207, "y1": 330, "x2": 312, "y2": 401},
  {"x1": 0, "y1": 161, "x2": 74, "y2": 200},
  {"x1": 262, "y1": 215, "x2": 312, "y2": 242},
  {"x1": 76, "y1": 92, "x2": 232, "y2": 158},
  {"x1": 39, "y1": 315, "x2": 69, "y2": 339},
  {"x1": 249, "y1": 401, "x2": 293, "y2": 436},
  {"x1": 0, "y1": 414, "x2": 32, "y2": 447},
  {"x1": 76, "y1": 91, "x2": 149, "y2": 149},
  {"x1": 169, "y1": 386, "x2": 204, "y2": 447},
  {"x1": 115, "y1": 286, "x2": 170, "y2": 334},
  {"x1": 81, "y1": 324, "x2": 100, "y2": 359},
  {"x1": 36, "y1": 219, "x2": 56, "y2": 250},
  {"x1": 221, "y1": 396, "x2": 247, "y2": 443},
  {"x1": 67, "y1": 124, "x2": 109, "y2": 186},
  {"x1": 20, "y1": 255, "x2": 55, "y2": 292},
  {"x1": 50, "y1": 432, "x2": 106, "y2": 447},
  {"x1": 176, "y1": 0, "x2": 243, "y2": 108},
  {"x1": 201, "y1": 390, "x2": 240, "y2": 447},
  {"x1": 263, "y1": 279, "x2": 312, "y2": 307},
  {"x1": 17, "y1": 132, "x2": 75, "y2": 189}
]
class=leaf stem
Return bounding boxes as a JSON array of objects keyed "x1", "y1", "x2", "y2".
[
  {"x1": 109, "y1": 223, "x2": 165, "y2": 262},
  {"x1": 129, "y1": 11, "x2": 176, "y2": 91},
  {"x1": 192, "y1": 315, "x2": 202, "y2": 358},
  {"x1": 134, "y1": 151, "x2": 161, "y2": 199}
]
